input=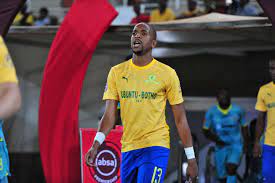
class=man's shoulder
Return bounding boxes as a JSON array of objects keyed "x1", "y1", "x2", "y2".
[
  {"x1": 259, "y1": 82, "x2": 273, "y2": 92},
  {"x1": 207, "y1": 105, "x2": 218, "y2": 113},
  {"x1": 154, "y1": 59, "x2": 175, "y2": 73},
  {"x1": 112, "y1": 60, "x2": 130, "y2": 71},
  {"x1": 0, "y1": 36, "x2": 5, "y2": 47},
  {"x1": 231, "y1": 104, "x2": 243, "y2": 113}
]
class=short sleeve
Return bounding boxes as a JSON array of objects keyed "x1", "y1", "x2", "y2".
[
  {"x1": 0, "y1": 37, "x2": 18, "y2": 84},
  {"x1": 203, "y1": 110, "x2": 212, "y2": 130},
  {"x1": 166, "y1": 69, "x2": 184, "y2": 105},
  {"x1": 103, "y1": 67, "x2": 119, "y2": 101},
  {"x1": 255, "y1": 87, "x2": 267, "y2": 112}
]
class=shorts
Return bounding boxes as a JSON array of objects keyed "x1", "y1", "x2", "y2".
[
  {"x1": 121, "y1": 146, "x2": 170, "y2": 183},
  {"x1": 262, "y1": 144, "x2": 275, "y2": 183},
  {"x1": 214, "y1": 144, "x2": 242, "y2": 179},
  {"x1": 0, "y1": 176, "x2": 8, "y2": 183}
]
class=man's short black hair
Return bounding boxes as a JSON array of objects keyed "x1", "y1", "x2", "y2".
[{"x1": 216, "y1": 88, "x2": 230, "y2": 98}]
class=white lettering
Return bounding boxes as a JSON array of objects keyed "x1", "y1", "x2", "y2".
[
  {"x1": 97, "y1": 157, "x2": 115, "y2": 167},
  {"x1": 94, "y1": 175, "x2": 118, "y2": 183}
]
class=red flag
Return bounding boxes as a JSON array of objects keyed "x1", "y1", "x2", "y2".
[{"x1": 38, "y1": 0, "x2": 117, "y2": 182}]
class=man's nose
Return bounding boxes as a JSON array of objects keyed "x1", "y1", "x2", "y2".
[{"x1": 134, "y1": 32, "x2": 141, "y2": 38}]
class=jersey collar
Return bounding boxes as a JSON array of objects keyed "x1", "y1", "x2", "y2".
[
  {"x1": 130, "y1": 58, "x2": 156, "y2": 70},
  {"x1": 217, "y1": 104, "x2": 232, "y2": 115}
]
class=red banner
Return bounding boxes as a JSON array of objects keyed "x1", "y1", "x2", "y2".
[
  {"x1": 38, "y1": 0, "x2": 117, "y2": 182},
  {"x1": 80, "y1": 128, "x2": 123, "y2": 183}
]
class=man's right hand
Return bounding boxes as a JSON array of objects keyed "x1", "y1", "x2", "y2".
[
  {"x1": 253, "y1": 141, "x2": 262, "y2": 158},
  {"x1": 85, "y1": 141, "x2": 100, "y2": 167},
  {"x1": 186, "y1": 159, "x2": 198, "y2": 182},
  {"x1": 215, "y1": 139, "x2": 226, "y2": 146}
]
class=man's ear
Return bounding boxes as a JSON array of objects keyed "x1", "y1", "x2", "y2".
[{"x1": 152, "y1": 40, "x2": 157, "y2": 48}]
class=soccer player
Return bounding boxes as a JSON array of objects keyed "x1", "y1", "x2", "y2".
[
  {"x1": 203, "y1": 89, "x2": 249, "y2": 183},
  {"x1": 253, "y1": 59, "x2": 275, "y2": 183},
  {"x1": 85, "y1": 22, "x2": 198, "y2": 182},
  {"x1": 0, "y1": 36, "x2": 21, "y2": 182}
]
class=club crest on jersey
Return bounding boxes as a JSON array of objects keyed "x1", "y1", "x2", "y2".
[{"x1": 145, "y1": 75, "x2": 159, "y2": 85}]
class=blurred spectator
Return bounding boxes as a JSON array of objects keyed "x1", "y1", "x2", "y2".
[
  {"x1": 34, "y1": 7, "x2": 50, "y2": 26},
  {"x1": 150, "y1": 0, "x2": 175, "y2": 22},
  {"x1": 234, "y1": 0, "x2": 259, "y2": 16},
  {"x1": 203, "y1": 89, "x2": 249, "y2": 183},
  {"x1": 179, "y1": 0, "x2": 200, "y2": 19},
  {"x1": 13, "y1": 4, "x2": 34, "y2": 26},
  {"x1": 227, "y1": 0, "x2": 239, "y2": 15},
  {"x1": 204, "y1": 0, "x2": 217, "y2": 14},
  {"x1": 130, "y1": 2, "x2": 149, "y2": 24}
]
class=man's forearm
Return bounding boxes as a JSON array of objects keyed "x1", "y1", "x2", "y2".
[
  {"x1": 242, "y1": 126, "x2": 249, "y2": 145},
  {"x1": 98, "y1": 113, "x2": 116, "y2": 136},
  {"x1": 0, "y1": 84, "x2": 21, "y2": 119},
  {"x1": 175, "y1": 113, "x2": 193, "y2": 148},
  {"x1": 92, "y1": 100, "x2": 118, "y2": 148}
]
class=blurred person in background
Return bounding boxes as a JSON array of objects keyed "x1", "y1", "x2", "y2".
[
  {"x1": 34, "y1": 7, "x2": 50, "y2": 26},
  {"x1": 253, "y1": 59, "x2": 275, "y2": 183},
  {"x1": 234, "y1": 0, "x2": 259, "y2": 16},
  {"x1": 130, "y1": 2, "x2": 149, "y2": 24},
  {"x1": 203, "y1": 89, "x2": 249, "y2": 183},
  {"x1": 150, "y1": 0, "x2": 175, "y2": 22},
  {"x1": 13, "y1": 3, "x2": 34, "y2": 26},
  {"x1": 179, "y1": 0, "x2": 200, "y2": 19},
  {"x1": 0, "y1": 36, "x2": 21, "y2": 182}
]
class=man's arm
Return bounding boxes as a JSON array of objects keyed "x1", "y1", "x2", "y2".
[
  {"x1": 85, "y1": 99, "x2": 118, "y2": 166},
  {"x1": 202, "y1": 128, "x2": 226, "y2": 146},
  {"x1": 171, "y1": 103, "x2": 198, "y2": 179},
  {"x1": 253, "y1": 111, "x2": 266, "y2": 157},
  {"x1": 97, "y1": 99, "x2": 118, "y2": 135},
  {"x1": 171, "y1": 103, "x2": 192, "y2": 147},
  {"x1": 0, "y1": 82, "x2": 21, "y2": 119},
  {"x1": 241, "y1": 126, "x2": 249, "y2": 153}
]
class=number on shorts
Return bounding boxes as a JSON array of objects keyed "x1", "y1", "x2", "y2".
[{"x1": 151, "y1": 166, "x2": 163, "y2": 183}]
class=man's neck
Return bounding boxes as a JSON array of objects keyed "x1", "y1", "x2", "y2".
[{"x1": 132, "y1": 54, "x2": 153, "y2": 67}]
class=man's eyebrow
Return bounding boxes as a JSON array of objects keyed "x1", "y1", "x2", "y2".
[{"x1": 141, "y1": 29, "x2": 149, "y2": 33}]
